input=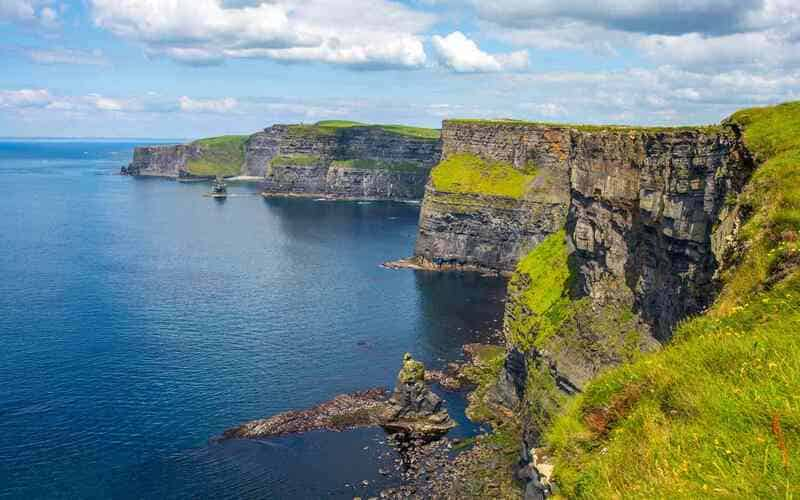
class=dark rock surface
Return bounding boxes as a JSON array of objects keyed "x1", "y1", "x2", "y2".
[
  {"x1": 380, "y1": 354, "x2": 456, "y2": 438},
  {"x1": 221, "y1": 388, "x2": 389, "y2": 439}
]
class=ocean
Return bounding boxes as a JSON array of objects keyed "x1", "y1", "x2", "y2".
[{"x1": 0, "y1": 140, "x2": 506, "y2": 498}]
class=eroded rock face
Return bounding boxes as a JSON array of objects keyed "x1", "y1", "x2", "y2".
[
  {"x1": 127, "y1": 144, "x2": 195, "y2": 177},
  {"x1": 380, "y1": 353, "x2": 456, "y2": 438},
  {"x1": 567, "y1": 128, "x2": 753, "y2": 340},
  {"x1": 413, "y1": 122, "x2": 572, "y2": 274},
  {"x1": 258, "y1": 126, "x2": 441, "y2": 200}
]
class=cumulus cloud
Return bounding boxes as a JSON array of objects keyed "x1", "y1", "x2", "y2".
[
  {"x1": 475, "y1": 0, "x2": 766, "y2": 36},
  {"x1": 431, "y1": 31, "x2": 528, "y2": 73},
  {"x1": 179, "y1": 96, "x2": 238, "y2": 113},
  {"x1": 476, "y1": 0, "x2": 800, "y2": 75},
  {"x1": 0, "y1": 0, "x2": 59, "y2": 27},
  {"x1": 90, "y1": 0, "x2": 433, "y2": 69}
]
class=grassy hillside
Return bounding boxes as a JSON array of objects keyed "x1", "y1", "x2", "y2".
[
  {"x1": 186, "y1": 135, "x2": 247, "y2": 176},
  {"x1": 430, "y1": 153, "x2": 538, "y2": 199},
  {"x1": 543, "y1": 102, "x2": 800, "y2": 498}
]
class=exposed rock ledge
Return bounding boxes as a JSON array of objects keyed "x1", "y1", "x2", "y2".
[
  {"x1": 222, "y1": 354, "x2": 455, "y2": 441},
  {"x1": 382, "y1": 256, "x2": 511, "y2": 278}
]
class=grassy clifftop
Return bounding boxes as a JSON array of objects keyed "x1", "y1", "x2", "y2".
[
  {"x1": 541, "y1": 101, "x2": 800, "y2": 498},
  {"x1": 288, "y1": 120, "x2": 441, "y2": 140},
  {"x1": 186, "y1": 135, "x2": 247, "y2": 176},
  {"x1": 430, "y1": 153, "x2": 538, "y2": 199}
]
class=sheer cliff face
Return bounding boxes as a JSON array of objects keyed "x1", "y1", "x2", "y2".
[
  {"x1": 568, "y1": 129, "x2": 752, "y2": 340},
  {"x1": 419, "y1": 121, "x2": 752, "y2": 342},
  {"x1": 129, "y1": 144, "x2": 192, "y2": 177},
  {"x1": 413, "y1": 122, "x2": 572, "y2": 273},
  {"x1": 255, "y1": 125, "x2": 442, "y2": 200}
]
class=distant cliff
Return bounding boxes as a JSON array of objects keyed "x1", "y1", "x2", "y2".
[{"x1": 126, "y1": 121, "x2": 442, "y2": 201}]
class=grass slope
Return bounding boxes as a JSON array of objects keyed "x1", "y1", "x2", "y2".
[
  {"x1": 445, "y1": 119, "x2": 723, "y2": 134},
  {"x1": 186, "y1": 135, "x2": 247, "y2": 176},
  {"x1": 430, "y1": 153, "x2": 538, "y2": 200},
  {"x1": 545, "y1": 101, "x2": 800, "y2": 498},
  {"x1": 288, "y1": 121, "x2": 440, "y2": 140}
]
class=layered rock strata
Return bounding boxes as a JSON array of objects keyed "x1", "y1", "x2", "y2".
[
  {"x1": 412, "y1": 122, "x2": 572, "y2": 274},
  {"x1": 129, "y1": 124, "x2": 442, "y2": 200}
]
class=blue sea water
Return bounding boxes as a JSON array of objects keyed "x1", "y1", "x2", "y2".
[{"x1": 0, "y1": 141, "x2": 507, "y2": 499}]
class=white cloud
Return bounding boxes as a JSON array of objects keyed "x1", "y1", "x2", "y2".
[
  {"x1": 179, "y1": 96, "x2": 238, "y2": 113},
  {"x1": 638, "y1": 29, "x2": 800, "y2": 72},
  {"x1": 475, "y1": 0, "x2": 765, "y2": 36},
  {"x1": 0, "y1": 88, "x2": 52, "y2": 107},
  {"x1": 431, "y1": 31, "x2": 528, "y2": 73},
  {"x1": 90, "y1": 0, "x2": 433, "y2": 69},
  {"x1": 28, "y1": 48, "x2": 108, "y2": 65},
  {"x1": 0, "y1": 0, "x2": 58, "y2": 27}
]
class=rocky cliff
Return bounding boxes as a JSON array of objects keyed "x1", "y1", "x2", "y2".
[
  {"x1": 128, "y1": 122, "x2": 441, "y2": 200},
  {"x1": 412, "y1": 122, "x2": 572, "y2": 274},
  {"x1": 257, "y1": 124, "x2": 441, "y2": 200},
  {"x1": 126, "y1": 143, "x2": 193, "y2": 177},
  {"x1": 445, "y1": 120, "x2": 759, "y2": 497}
]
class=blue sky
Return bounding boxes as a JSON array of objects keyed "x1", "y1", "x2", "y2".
[{"x1": 1, "y1": 0, "x2": 798, "y2": 138}]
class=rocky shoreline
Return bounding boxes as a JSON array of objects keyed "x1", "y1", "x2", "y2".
[
  {"x1": 382, "y1": 256, "x2": 511, "y2": 278},
  {"x1": 218, "y1": 346, "x2": 518, "y2": 497}
]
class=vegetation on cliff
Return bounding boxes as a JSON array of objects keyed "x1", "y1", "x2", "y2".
[
  {"x1": 505, "y1": 230, "x2": 572, "y2": 351},
  {"x1": 186, "y1": 135, "x2": 247, "y2": 176},
  {"x1": 430, "y1": 153, "x2": 538, "y2": 200},
  {"x1": 330, "y1": 158, "x2": 426, "y2": 172},
  {"x1": 288, "y1": 120, "x2": 440, "y2": 140},
  {"x1": 269, "y1": 154, "x2": 323, "y2": 167},
  {"x1": 543, "y1": 101, "x2": 800, "y2": 498},
  {"x1": 445, "y1": 118, "x2": 724, "y2": 135}
]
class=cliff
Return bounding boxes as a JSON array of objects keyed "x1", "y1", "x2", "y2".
[
  {"x1": 126, "y1": 135, "x2": 247, "y2": 178},
  {"x1": 413, "y1": 122, "x2": 572, "y2": 273},
  {"x1": 457, "y1": 103, "x2": 799, "y2": 498},
  {"x1": 127, "y1": 121, "x2": 441, "y2": 201},
  {"x1": 258, "y1": 123, "x2": 441, "y2": 200}
]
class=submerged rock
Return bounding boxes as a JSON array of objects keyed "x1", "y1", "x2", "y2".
[{"x1": 380, "y1": 353, "x2": 456, "y2": 438}]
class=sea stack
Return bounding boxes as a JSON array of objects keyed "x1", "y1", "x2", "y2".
[{"x1": 380, "y1": 353, "x2": 456, "y2": 438}]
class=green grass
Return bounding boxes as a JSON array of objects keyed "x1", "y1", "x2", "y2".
[
  {"x1": 186, "y1": 135, "x2": 247, "y2": 176},
  {"x1": 462, "y1": 345, "x2": 507, "y2": 424},
  {"x1": 547, "y1": 275, "x2": 800, "y2": 498},
  {"x1": 430, "y1": 153, "x2": 538, "y2": 199},
  {"x1": 505, "y1": 230, "x2": 573, "y2": 350},
  {"x1": 330, "y1": 158, "x2": 426, "y2": 172},
  {"x1": 445, "y1": 119, "x2": 724, "y2": 134},
  {"x1": 544, "y1": 101, "x2": 800, "y2": 498},
  {"x1": 269, "y1": 154, "x2": 323, "y2": 167},
  {"x1": 287, "y1": 121, "x2": 440, "y2": 140}
]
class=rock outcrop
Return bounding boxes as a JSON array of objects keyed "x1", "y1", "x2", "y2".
[
  {"x1": 380, "y1": 353, "x2": 456, "y2": 438},
  {"x1": 222, "y1": 354, "x2": 454, "y2": 441}
]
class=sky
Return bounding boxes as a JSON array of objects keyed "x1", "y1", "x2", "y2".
[{"x1": 0, "y1": 0, "x2": 798, "y2": 138}]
